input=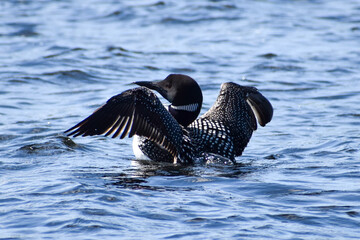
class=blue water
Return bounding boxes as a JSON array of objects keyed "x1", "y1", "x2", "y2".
[{"x1": 1, "y1": 0, "x2": 360, "y2": 239}]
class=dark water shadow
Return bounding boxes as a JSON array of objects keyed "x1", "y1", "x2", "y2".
[{"x1": 101, "y1": 159, "x2": 258, "y2": 191}]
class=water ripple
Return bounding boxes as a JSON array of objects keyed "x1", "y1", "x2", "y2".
[
  {"x1": 1, "y1": 0, "x2": 360, "y2": 239},
  {"x1": 5, "y1": 22, "x2": 39, "y2": 37},
  {"x1": 43, "y1": 70, "x2": 99, "y2": 83}
]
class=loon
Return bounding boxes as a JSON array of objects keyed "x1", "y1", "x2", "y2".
[{"x1": 65, "y1": 74, "x2": 273, "y2": 164}]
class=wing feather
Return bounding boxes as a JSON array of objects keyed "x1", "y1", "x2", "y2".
[
  {"x1": 194, "y1": 82, "x2": 273, "y2": 158},
  {"x1": 104, "y1": 115, "x2": 121, "y2": 137},
  {"x1": 65, "y1": 87, "x2": 183, "y2": 157}
]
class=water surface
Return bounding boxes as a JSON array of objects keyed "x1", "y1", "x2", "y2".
[{"x1": 1, "y1": 0, "x2": 360, "y2": 239}]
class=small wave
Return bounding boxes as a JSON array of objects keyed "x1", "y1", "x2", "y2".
[
  {"x1": 0, "y1": 134, "x2": 17, "y2": 142},
  {"x1": 337, "y1": 113, "x2": 360, "y2": 118},
  {"x1": 327, "y1": 67, "x2": 354, "y2": 75},
  {"x1": 318, "y1": 15, "x2": 359, "y2": 23},
  {"x1": 168, "y1": 67, "x2": 196, "y2": 73},
  {"x1": 268, "y1": 213, "x2": 322, "y2": 226},
  {"x1": 44, "y1": 47, "x2": 85, "y2": 59},
  {"x1": 6, "y1": 22, "x2": 39, "y2": 37},
  {"x1": 143, "y1": 65, "x2": 161, "y2": 71},
  {"x1": 18, "y1": 142, "x2": 67, "y2": 156},
  {"x1": 106, "y1": 46, "x2": 143, "y2": 58},
  {"x1": 252, "y1": 63, "x2": 305, "y2": 72},
  {"x1": 98, "y1": 8, "x2": 135, "y2": 21},
  {"x1": 310, "y1": 91, "x2": 359, "y2": 100},
  {"x1": 43, "y1": 70, "x2": 99, "y2": 83},
  {"x1": 0, "y1": 104, "x2": 21, "y2": 110},
  {"x1": 277, "y1": 140, "x2": 344, "y2": 156},
  {"x1": 347, "y1": 211, "x2": 359, "y2": 217},
  {"x1": 16, "y1": 135, "x2": 76, "y2": 156},
  {"x1": 161, "y1": 16, "x2": 240, "y2": 24},
  {"x1": 258, "y1": 53, "x2": 278, "y2": 59},
  {"x1": 60, "y1": 217, "x2": 104, "y2": 232},
  {"x1": 198, "y1": 4, "x2": 237, "y2": 11}
]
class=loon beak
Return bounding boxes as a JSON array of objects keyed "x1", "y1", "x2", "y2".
[
  {"x1": 133, "y1": 80, "x2": 160, "y2": 90},
  {"x1": 134, "y1": 80, "x2": 174, "y2": 102}
]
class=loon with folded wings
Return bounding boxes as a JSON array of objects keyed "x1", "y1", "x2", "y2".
[{"x1": 65, "y1": 74, "x2": 273, "y2": 164}]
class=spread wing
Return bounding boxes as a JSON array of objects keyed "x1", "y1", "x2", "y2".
[
  {"x1": 190, "y1": 82, "x2": 273, "y2": 158},
  {"x1": 65, "y1": 87, "x2": 183, "y2": 157}
]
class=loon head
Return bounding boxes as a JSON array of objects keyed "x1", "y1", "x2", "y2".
[{"x1": 134, "y1": 74, "x2": 203, "y2": 127}]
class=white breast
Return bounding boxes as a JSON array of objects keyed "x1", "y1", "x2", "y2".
[{"x1": 132, "y1": 135, "x2": 151, "y2": 160}]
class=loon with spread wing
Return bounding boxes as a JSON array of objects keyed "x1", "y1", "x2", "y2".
[{"x1": 65, "y1": 74, "x2": 273, "y2": 164}]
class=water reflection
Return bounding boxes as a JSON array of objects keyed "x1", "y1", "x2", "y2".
[{"x1": 103, "y1": 158, "x2": 256, "y2": 191}]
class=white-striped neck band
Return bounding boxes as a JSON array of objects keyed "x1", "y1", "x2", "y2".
[{"x1": 171, "y1": 103, "x2": 199, "y2": 112}]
